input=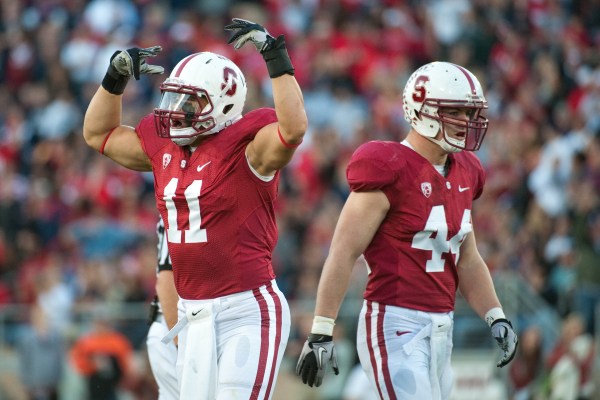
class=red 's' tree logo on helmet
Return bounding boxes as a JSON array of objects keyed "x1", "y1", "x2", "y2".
[
  {"x1": 412, "y1": 75, "x2": 429, "y2": 103},
  {"x1": 222, "y1": 67, "x2": 238, "y2": 96}
]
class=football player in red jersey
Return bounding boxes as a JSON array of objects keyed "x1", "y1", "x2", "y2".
[
  {"x1": 296, "y1": 62, "x2": 518, "y2": 399},
  {"x1": 83, "y1": 19, "x2": 307, "y2": 400}
]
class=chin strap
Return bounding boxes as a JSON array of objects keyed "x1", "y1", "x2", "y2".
[
  {"x1": 425, "y1": 137, "x2": 461, "y2": 153},
  {"x1": 424, "y1": 132, "x2": 463, "y2": 153}
]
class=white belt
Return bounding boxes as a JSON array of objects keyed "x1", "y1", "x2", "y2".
[
  {"x1": 401, "y1": 314, "x2": 452, "y2": 400},
  {"x1": 402, "y1": 323, "x2": 432, "y2": 356},
  {"x1": 164, "y1": 305, "x2": 217, "y2": 399},
  {"x1": 161, "y1": 312, "x2": 188, "y2": 344}
]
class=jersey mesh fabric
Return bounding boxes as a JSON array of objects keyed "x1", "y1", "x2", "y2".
[
  {"x1": 137, "y1": 108, "x2": 279, "y2": 299},
  {"x1": 347, "y1": 141, "x2": 485, "y2": 312}
]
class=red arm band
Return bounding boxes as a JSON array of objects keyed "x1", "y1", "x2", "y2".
[
  {"x1": 278, "y1": 126, "x2": 302, "y2": 149},
  {"x1": 99, "y1": 127, "x2": 117, "y2": 155}
]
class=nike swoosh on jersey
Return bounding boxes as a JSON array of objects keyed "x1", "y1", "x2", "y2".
[
  {"x1": 197, "y1": 161, "x2": 211, "y2": 172},
  {"x1": 458, "y1": 186, "x2": 470, "y2": 192}
]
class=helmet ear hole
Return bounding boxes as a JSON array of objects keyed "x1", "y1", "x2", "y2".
[{"x1": 223, "y1": 104, "x2": 234, "y2": 114}]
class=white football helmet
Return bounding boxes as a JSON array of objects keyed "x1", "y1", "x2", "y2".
[
  {"x1": 402, "y1": 61, "x2": 488, "y2": 152},
  {"x1": 154, "y1": 52, "x2": 247, "y2": 146}
]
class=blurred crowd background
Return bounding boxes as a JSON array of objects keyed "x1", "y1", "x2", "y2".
[{"x1": 0, "y1": 0, "x2": 599, "y2": 399}]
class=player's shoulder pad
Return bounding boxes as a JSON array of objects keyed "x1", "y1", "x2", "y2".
[
  {"x1": 454, "y1": 151, "x2": 486, "y2": 198},
  {"x1": 347, "y1": 141, "x2": 405, "y2": 191},
  {"x1": 217, "y1": 108, "x2": 278, "y2": 152},
  {"x1": 238, "y1": 108, "x2": 277, "y2": 132},
  {"x1": 454, "y1": 150, "x2": 482, "y2": 168},
  {"x1": 135, "y1": 113, "x2": 170, "y2": 158},
  {"x1": 136, "y1": 113, "x2": 157, "y2": 138}
]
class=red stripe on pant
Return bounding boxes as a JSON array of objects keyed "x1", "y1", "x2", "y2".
[
  {"x1": 366, "y1": 301, "x2": 396, "y2": 400},
  {"x1": 366, "y1": 301, "x2": 385, "y2": 399},
  {"x1": 377, "y1": 304, "x2": 396, "y2": 400},
  {"x1": 263, "y1": 284, "x2": 283, "y2": 397},
  {"x1": 250, "y1": 283, "x2": 281, "y2": 400}
]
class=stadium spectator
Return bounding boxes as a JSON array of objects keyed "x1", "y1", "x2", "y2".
[
  {"x1": 545, "y1": 313, "x2": 596, "y2": 399},
  {"x1": 70, "y1": 314, "x2": 134, "y2": 400},
  {"x1": 16, "y1": 305, "x2": 64, "y2": 400},
  {"x1": 508, "y1": 325, "x2": 544, "y2": 400}
]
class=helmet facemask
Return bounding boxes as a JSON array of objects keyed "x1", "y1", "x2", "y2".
[
  {"x1": 155, "y1": 80, "x2": 216, "y2": 146},
  {"x1": 153, "y1": 52, "x2": 247, "y2": 146},
  {"x1": 419, "y1": 101, "x2": 489, "y2": 152}
]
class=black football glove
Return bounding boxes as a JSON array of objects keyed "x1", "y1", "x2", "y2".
[
  {"x1": 296, "y1": 334, "x2": 339, "y2": 387},
  {"x1": 491, "y1": 318, "x2": 518, "y2": 367},
  {"x1": 225, "y1": 18, "x2": 294, "y2": 78},
  {"x1": 224, "y1": 18, "x2": 275, "y2": 52},
  {"x1": 102, "y1": 46, "x2": 164, "y2": 95}
]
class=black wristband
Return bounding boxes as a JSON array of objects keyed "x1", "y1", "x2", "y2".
[
  {"x1": 307, "y1": 333, "x2": 332, "y2": 343},
  {"x1": 491, "y1": 318, "x2": 512, "y2": 327},
  {"x1": 101, "y1": 51, "x2": 130, "y2": 95},
  {"x1": 261, "y1": 35, "x2": 295, "y2": 79}
]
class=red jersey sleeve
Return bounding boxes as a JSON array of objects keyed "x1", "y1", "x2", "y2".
[
  {"x1": 462, "y1": 152, "x2": 486, "y2": 200},
  {"x1": 346, "y1": 141, "x2": 402, "y2": 192},
  {"x1": 135, "y1": 113, "x2": 170, "y2": 159},
  {"x1": 236, "y1": 108, "x2": 277, "y2": 132},
  {"x1": 474, "y1": 157, "x2": 486, "y2": 200}
]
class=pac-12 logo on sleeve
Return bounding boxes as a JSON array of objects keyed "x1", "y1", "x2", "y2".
[
  {"x1": 421, "y1": 182, "x2": 432, "y2": 198},
  {"x1": 163, "y1": 153, "x2": 172, "y2": 169}
]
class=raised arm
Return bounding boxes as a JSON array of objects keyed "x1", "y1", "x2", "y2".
[
  {"x1": 83, "y1": 47, "x2": 164, "y2": 171},
  {"x1": 225, "y1": 19, "x2": 308, "y2": 176}
]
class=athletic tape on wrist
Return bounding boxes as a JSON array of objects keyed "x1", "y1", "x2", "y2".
[
  {"x1": 485, "y1": 307, "x2": 506, "y2": 327},
  {"x1": 262, "y1": 35, "x2": 295, "y2": 78},
  {"x1": 102, "y1": 53, "x2": 130, "y2": 95},
  {"x1": 311, "y1": 316, "x2": 335, "y2": 336},
  {"x1": 101, "y1": 70, "x2": 130, "y2": 95}
]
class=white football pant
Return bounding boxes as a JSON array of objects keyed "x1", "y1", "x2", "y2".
[
  {"x1": 357, "y1": 301, "x2": 454, "y2": 400},
  {"x1": 147, "y1": 314, "x2": 179, "y2": 400},
  {"x1": 173, "y1": 280, "x2": 290, "y2": 400}
]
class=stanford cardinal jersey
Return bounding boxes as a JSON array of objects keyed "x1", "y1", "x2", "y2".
[
  {"x1": 347, "y1": 141, "x2": 486, "y2": 312},
  {"x1": 136, "y1": 108, "x2": 279, "y2": 299}
]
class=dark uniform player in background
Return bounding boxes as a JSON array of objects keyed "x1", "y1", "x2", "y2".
[{"x1": 146, "y1": 218, "x2": 178, "y2": 400}]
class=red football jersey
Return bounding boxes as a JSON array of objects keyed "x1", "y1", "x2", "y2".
[
  {"x1": 136, "y1": 108, "x2": 279, "y2": 299},
  {"x1": 347, "y1": 141, "x2": 486, "y2": 312}
]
